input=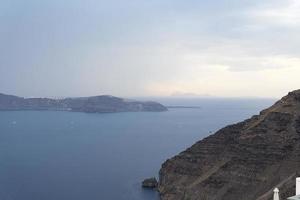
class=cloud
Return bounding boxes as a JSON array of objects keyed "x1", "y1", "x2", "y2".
[
  {"x1": 1, "y1": 0, "x2": 300, "y2": 97},
  {"x1": 249, "y1": 0, "x2": 300, "y2": 27},
  {"x1": 226, "y1": 56, "x2": 300, "y2": 72}
]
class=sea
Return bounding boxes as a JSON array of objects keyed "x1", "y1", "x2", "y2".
[{"x1": 0, "y1": 98, "x2": 276, "y2": 200}]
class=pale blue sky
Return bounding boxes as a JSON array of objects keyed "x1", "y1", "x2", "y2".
[{"x1": 1, "y1": 0, "x2": 300, "y2": 98}]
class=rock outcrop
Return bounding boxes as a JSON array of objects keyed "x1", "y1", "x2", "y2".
[
  {"x1": 159, "y1": 89, "x2": 300, "y2": 200},
  {"x1": 0, "y1": 93, "x2": 167, "y2": 113},
  {"x1": 142, "y1": 177, "x2": 158, "y2": 189}
]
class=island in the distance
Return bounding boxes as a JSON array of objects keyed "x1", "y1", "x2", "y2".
[{"x1": 0, "y1": 93, "x2": 167, "y2": 113}]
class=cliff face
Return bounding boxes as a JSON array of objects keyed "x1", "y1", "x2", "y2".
[
  {"x1": 159, "y1": 90, "x2": 300, "y2": 200},
  {"x1": 0, "y1": 93, "x2": 167, "y2": 113}
]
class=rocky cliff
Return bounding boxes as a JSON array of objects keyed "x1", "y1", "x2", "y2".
[
  {"x1": 159, "y1": 90, "x2": 300, "y2": 200},
  {"x1": 0, "y1": 93, "x2": 167, "y2": 113}
]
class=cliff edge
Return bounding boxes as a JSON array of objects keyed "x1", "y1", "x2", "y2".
[{"x1": 159, "y1": 90, "x2": 300, "y2": 200}]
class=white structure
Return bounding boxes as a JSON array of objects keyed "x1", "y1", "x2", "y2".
[
  {"x1": 287, "y1": 177, "x2": 300, "y2": 200},
  {"x1": 274, "y1": 188, "x2": 280, "y2": 200},
  {"x1": 296, "y1": 178, "x2": 300, "y2": 195}
]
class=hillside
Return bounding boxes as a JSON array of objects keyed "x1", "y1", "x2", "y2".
[{"x1": 159, "y1": 90, "x2": 300, "y2": 200}]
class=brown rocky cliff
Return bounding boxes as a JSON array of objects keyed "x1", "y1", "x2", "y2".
[{"x1": 159, "y1": 90, "x2": 300, "y2": 200}]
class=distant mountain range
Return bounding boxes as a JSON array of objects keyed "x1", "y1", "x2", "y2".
[{"x1": 0, "y1": 93, "x2": 167, "y2": 113}]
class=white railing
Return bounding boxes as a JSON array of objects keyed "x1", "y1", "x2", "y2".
[{"x1": 273, "y1": 188, "x2": 279, "y2": 200}]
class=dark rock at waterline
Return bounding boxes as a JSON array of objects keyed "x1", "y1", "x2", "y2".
[{"x1": 142, "y1": 177, "x2": 158, "y2": 188}]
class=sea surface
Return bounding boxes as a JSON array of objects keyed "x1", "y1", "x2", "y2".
[{"x1": 0, "y1": 98, "x2": 276, "y2": 200}]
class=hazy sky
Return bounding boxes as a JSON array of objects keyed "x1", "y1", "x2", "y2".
[{"x1": 1, "y1": 0, "x2": 300, "y2": 98}]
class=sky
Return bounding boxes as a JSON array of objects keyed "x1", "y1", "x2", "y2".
[{"x1": 1, "y1": 0, "x2": 300, "y2": 98}]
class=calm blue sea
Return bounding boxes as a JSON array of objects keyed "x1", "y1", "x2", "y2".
[{"x1": 0, "y1": 98, "x2": 275, "y2": 200}]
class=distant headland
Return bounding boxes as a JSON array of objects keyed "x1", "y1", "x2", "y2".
[{"x1": 0, "y1": 93, "x2": 168, "y2": 113}]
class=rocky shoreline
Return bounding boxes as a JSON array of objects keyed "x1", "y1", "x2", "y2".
[
  {"x1": 158, "y1": 89, "x2": 300, "y2": 200},
  {"x1": 142, "y1": 177, "x2": 158, "y2": 189}
]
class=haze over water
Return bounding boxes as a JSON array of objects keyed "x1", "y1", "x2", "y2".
[{"x1": 0, "y1": 98, "x2": 275, "y2": 200}]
